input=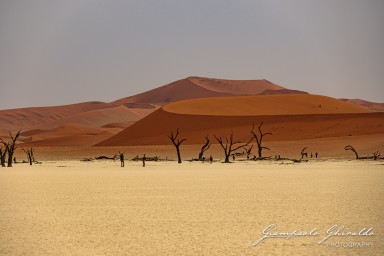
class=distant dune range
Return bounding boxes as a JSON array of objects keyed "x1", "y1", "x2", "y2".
[
  {"x1": 1, "y1": 76, "x2": 383, "y2": 147},
  {"x1": 98, "y1": 94, "x2": 383, "y2": 146}
]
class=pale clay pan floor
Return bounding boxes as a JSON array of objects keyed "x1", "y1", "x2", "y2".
[{"x1": 0, "y1": 160, "x2": 383, "y2": 255}]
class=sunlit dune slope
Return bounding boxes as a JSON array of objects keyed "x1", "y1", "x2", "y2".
[
  {"x1": 20, "y1": 123, "x2": 121, "y2": 147},
  {"x1": 36, "y1": 105, "x2": 154, "y2": 129},
  {"x1": 98, "y1": 95, "x2": 382, "y2": 146},
  {"x1": 113, "y1": 76, "x2": 303, "y2": 106},
  {"x1": 0, "y1": 102, "x2": 113, "y2": 131},
  {"x1": 163, "y1": 94, "x2": 372, "y2": 116},
  {"x1": 340, "y1": 98, "x2": 384, "y2": 112},
  {"x1": 187, "y1": 76, "x2": 285, "y2": 95}
]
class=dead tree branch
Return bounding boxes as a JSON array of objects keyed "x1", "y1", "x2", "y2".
[
  {"x1": 345, "y1": 145, "x2": 359, "y2": 159},
  {"x1": 168, "y1": 129, "x2": 186, "y2": 164},
  {"x1": 198, "y1": 135, "x2": 211, "y2": 161},
  {"x1": 95, "y1": 155, "x2": 118, "y2": 160}
]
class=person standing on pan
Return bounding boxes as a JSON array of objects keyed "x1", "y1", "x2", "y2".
[
  {"x1": 143, "y1": 154, "x2": 146, "y2": 167},
  {"x1": 119, "y1": 152, "x2": 125, "y2": 167}
]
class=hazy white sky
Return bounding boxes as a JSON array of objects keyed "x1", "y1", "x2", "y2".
[{"x1": 0, "y1": 0, "x2": 383, "y2": 109}]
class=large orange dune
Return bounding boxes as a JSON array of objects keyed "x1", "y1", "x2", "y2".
[
  {"x1": 2, "y1": 76, "x2": 302, "y2": 133},
  {"x1": 98, "y1": 94, "x2": 383, "y2": 146},
  {"x1": 113, "y1": 76, "x2": 306, "y2": 106},
  {"x1": 2, "y1": 77, "x2": 382, "y2": 148},
  {"x1": 163, "y1": 94, "x2": 372, "y2": 116},
  {"x1": 187, "y1": 76, "x2": 286, "y2": 95}
]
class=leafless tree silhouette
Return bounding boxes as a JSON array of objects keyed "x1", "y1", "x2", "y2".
[
  {"x1": 345, "y1": 145, "x2": 382, "y2": 160},
  {"x1": 373, "y1": 150, "x2": 381, "y2": 160},
  {"x1": 251, "y1": 121, "x2": 272, "y2": 159},
  {"x1": 198, "y1": 135, "x2": 211, "y2": 161},
  {"x1": 23, "y1": 148, "x2": 35, "y2": 165},
  {"x1": 300, "y1": 147, "x2": 308, "y2": 160},
  {"x1": 168, "y1": 129, "x2": 186, "y2": 163},
  {"x1": 0, "y1": 131, "x2": 21, "y2": 167},
  {"x1": 345, "y1": 145, "x2": 359, "y2": 159}
]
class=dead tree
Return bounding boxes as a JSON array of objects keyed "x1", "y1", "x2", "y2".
[
  {"x1": 95, "y1": 155, "x2": 118, "y2": 160},
  {"x1": 198, "y1": 136, "x2": 211, "y2": 160},
  {"x1": 251, "y1": 121, "x2": 272, "y2": 159},
  {"x1": 214, "y1": 131, "x2": 252, "y2": 163},
  {"x1": 373, "y1": 150, "x2": 380, "y2": 160},
  {"x1": 168, "y1": 129, "x2": 186, "y2": 163},
  {"x1": 23, "y1": 148, "x2": 35, "y2": 165},
  {"x1": 300, "y1": 147, "x2": 308, "y2": 160},
  {"x1": 291, "y1": 147, "x2": 309, "y2": 163},
  {"x1": 345, "y1": 145, "x2": 359, "y2": 159},
  {"x1": 0, "y1": 131, "x2": 21, "y2": 167},
  {"x1": 0, "y1": 146, "x2": 7, "y2": 167},
  {"x1": 246, "y1": 145, "x2": 253, "y2": 159}
]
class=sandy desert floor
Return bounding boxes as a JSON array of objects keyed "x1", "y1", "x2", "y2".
[{"x1": 0, "y1": 160, "x2": 383, "y2": 255}]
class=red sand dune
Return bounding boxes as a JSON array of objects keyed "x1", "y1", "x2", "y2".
[
  {"x1": 35, "y1": 105, "x2": 155, "y2": 130},
  {"x1": 113, "y1": 76, "x2": 305, "y2": 106},
  {"x1": 1, "y1": 76, "x2": 304, "y2": 133},
  {"x1": 340, "y1": 99, "x2": 384, "y2": 112},
  {"x1": 98, "y1": 94, "x2": 383, "y2": 146},
  {"x1": 188, "y1": 77, "x2": 285, "y2": 95},
  {"x1": 163, "y1": 94, "x2": 372, "y2": 116},
  {"x1": 113, "y1": 77, "x2": 233, "y2": 106},
  {"x1": 0, "y1": 101, "x2": 113, "y2": 131},
  {"x1": 21, "y1": 123, "x2": 122, "y2": 147},
  {"x1": 3, "y1": 77, "x2": 381, "y2": 148},
  {"x1": 21, "y1": 133, "x2": 116, "y2": 147},
  {"x1": 102, "y1": 122, "x2": 136, "y2": 129},
  {"x1": 259, "y1": 89, "x2": 308, "y2": 95}
]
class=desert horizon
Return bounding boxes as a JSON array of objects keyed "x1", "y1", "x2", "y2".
[{"x1": 1, "y1": 76, "x2": 383, "y2": 151}]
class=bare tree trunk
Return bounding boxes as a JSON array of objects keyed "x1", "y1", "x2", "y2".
[
  {"x1": 176, "y1": 147, "x2": 182, "y2": 164},
  {"x1": 345, "y1": 145, "x2": 359, "y2": 159},
  {"x1": 373, "y1": 150, "x2": 380, "y2": 160},
  {"x1": 198, "y1": 136, "x2": 211, "y2": 160},
  {"x1": 23, "y1": 148, "x2": 35, "y2": 165},
  {"x1": 251, "y1": 121, "x2": 272, "y2": 159},
  {"x1": 168, "y1": 129, "x2": 186, "y2": 164},
  {"x1": 0, "y1": 147, "x2": 6, "y2": 167}
]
